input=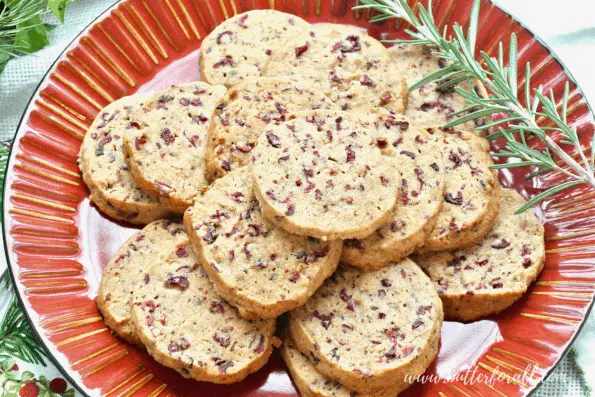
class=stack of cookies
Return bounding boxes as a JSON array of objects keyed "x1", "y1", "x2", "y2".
[{"x1": 82, "y1": 9, "x2": 545, "y2": 394}]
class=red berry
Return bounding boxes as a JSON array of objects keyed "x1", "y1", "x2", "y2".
[
  {"x1": 19, "y1": 382, "x2": 40, "y2": 397},
  {"x1": 11, "y1": 363, "x2": 19, "y2": 371},
  {"x1": 49, "y1": 378, "x2": 68, "y2": 394}
]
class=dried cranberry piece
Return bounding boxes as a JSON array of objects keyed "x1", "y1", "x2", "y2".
[
  {"x1": 522, "y1": 257, "x2": 532, "y2": 268},
  {"x1": 213, "y1": 332, "x2": 230, "y2": 347},
  {"x1": 491, "y1": 239, "x2": 510, "y2": 249},
  {"x1": 341, "y1": 35, "x2": 361, "y2": 53},
  {"x1": 202, "y1": 223, "x2": 219, "y2": 244},
  {"x1": 285, "y1": 203, "x2": 295, "y2": 216},
  {"x1": 134, "y1": 136, "x2": 146, "y2": 150},
  {"x1": 417, "y1": 305, "x2": 432, "y2": 315},
  {"x1": 444, "y1": 192, "x2": 463, "y2": 205},
  {"x1": 430, "y1": 162, "x2": 440, "y2": 171},
  {"x1": 375, "y1": 138, "x2": 388, "y2": 148},
  {"x1": 237, "y1": 14, "x2": 249, "y2": 27},
  {"x1": 210, "y1": 300, "x2": 225, "y2": 313},
  {"x1": 221, "y1": 160, "x2": 231, "y2": 171},
  {"x1": 165, "y1": 276, "x2": 189, "y2": 289},
  {"x1": 360, "y1": 74, "x2": 376, "y2": 87},
  {"x1": 161, "y1": 128, "x2": 176, "y2": 144},
  {"x1": 448, "y1": 153, "x2": 462, "y2": 168},
  {"x1": 275, "y1": 102, "x2": 287, "y2": 114},
  {"x1": 158, "y1": 94, "x2": 174, "y2": 103},
  {"x1": 193, "y1": 114, "x2": 208, "y2": 124},
  {"x1": 168, "y1": 338, "x2": 191, "y2": 353},
  {"x1": 266, "y1": 132, "x2": 281, "y2": 148},
  {"x1": 289, "y1": 272, "x2": 300, "y2": 282},
  {"x1": 253, "y1": 335, "x2": 266, "y2": 353},
  {"x1": 412, "y1": 319, "x2": 424, "y2": 330},
  {"x1": 214, "y1": 55, "x2": 234, "y2": 68},
  {"x1": 381, "y1": 279, "x2": 392, "y2": 287},
  {"x1": 95, "y1": 135, "x2": 112, "y2": 156},
  {"x1": 216, "y1": 30, "x2": 233, "y2": 44},
  {"x1": 144, "y1": 274, "x2": 150, "y2": 284},
  {"x1": 400, "y1": 150, "x2": 416, "y2": 159},
  {"x1": 295, "y1": 43, "x2": 309, "y2": 57},
  {"x1": 216, "y1": 360, "x2": 234, "y2": 373},
  {"x1": 346, "y1": 146, "x2": 356, "y2": 162}
]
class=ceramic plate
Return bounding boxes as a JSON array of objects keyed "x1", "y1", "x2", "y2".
[{"x1": 3, "y1": 0, "x2": 595, "y2": 396}]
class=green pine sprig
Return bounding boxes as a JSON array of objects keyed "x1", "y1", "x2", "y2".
[
  {"x1": 0, "y1": 297, "x2": 47, "y2": 366},
  {"x1": 0, "y1": 0, "x2": 72, "y2": 73},
  {"x1": 354, "y1": 0, "x2": 595, "y2": 213}
]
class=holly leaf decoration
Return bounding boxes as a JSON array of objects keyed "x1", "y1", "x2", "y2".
[
  {"x1": 48, "y1": 0, "x2": 71, "y2": 23},
  {"x1": 13, "y1": 15, "x2": 50, "y2": 54}
]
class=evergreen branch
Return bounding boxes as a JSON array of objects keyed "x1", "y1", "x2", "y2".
[
  {"x1": 355, "y1": 0, "x2": 595, "y2": 211},
  {"x1": 0, "y1": 297, "x2": 46, "y2": 366}
]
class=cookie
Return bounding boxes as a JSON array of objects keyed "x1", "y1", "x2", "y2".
[
  {"x1": 96, "y1": 220, "x2": 187, "y2": 344},
  {"x1": 131, "y1": 238, "x2": 275, "y2": 384},
  {"x1": 264, "y1": 24, "x2": 407, "y2": 113},
  {"x1": 123, "y1": 82, "x2": 227, "y2": 209},
  {"x1": 251, "y1": 110, "x2": 401, "y2": 240},
  {"x1": 79, "y1": 95, "x2": 173, "y2": 224},
  {"x1": 200, "y1": 10, "x2": 310, "y2": 87},
  {"x1": 416, "y1": 189, "x2": 545, "y2": 321},
  {"x1": 184, "y1": 166, "x2": 342, "y2": 319},
  {"x1": 389, "y1": 44, "x2": 489, "y2": 134},
  {"x1": 205, "y1": 77, "x2": 338, "y2": 181},
  {"x1": 416, "y1": 127, "x2": 501, "y2": 253},
  {"x1": 289, "y1": 259, "x2": 443, "y2": 393},
  {"x1": 281, "y1": 333, "x2": 405, "y2": 397},
  {"x1": 341, "y1": 112, "x2": 445, "y2": 269}
]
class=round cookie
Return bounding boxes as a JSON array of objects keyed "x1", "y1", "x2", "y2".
[
  {"x1": 123, "y1": 82, "x2": 227, "y2": 209},
  {"x1": 251, "y1": 110, "x2": 401, "y2": 240},
  {"x1": 416, "y1": 127, "x2": 501, "y2": 253},
  {"x1": 131, "y1": 238, "x2": 275, "y2": 384},
  {"x1": 342, "y1": 112, "x2": 445, "y2": 269},
  {"x1": 264, "y1": 23, "x2": 407, "y2": 113},
  {"x1": 184, "y1": 166, "x2": 342, "y2": 319},
  {"x1": 205, "y1": 77, "x2": 338, "y2": 182},
  {"x1": 281, "y1": 333, "x2": 405, "y2": 397},
  {"x1": 96, "y1": 220, "x2": 187, "y2": 345},
  {"x1": 79, "y1": 95, "x2": 173, "y2": 224},
  {"x1": 389, "y1": 44, "x2": 489, "y2": 134},
  {"x1": 416, "y1": 189, "x2": 545, "y2": 322},
  {"x1": 200, "y1": 10, "x2": 310, "y2": 87},
  {"x1": 289, "y1": 259, "x2": 443, "y2": 394}
]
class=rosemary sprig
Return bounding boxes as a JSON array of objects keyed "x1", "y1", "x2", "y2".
[{"x1": 354, "y1": 0, "x2": 595, "y2": 213}]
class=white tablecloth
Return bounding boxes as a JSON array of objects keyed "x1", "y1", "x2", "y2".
[{"x1": 0, "y1": 0, "x2": 592, "y2": 395}]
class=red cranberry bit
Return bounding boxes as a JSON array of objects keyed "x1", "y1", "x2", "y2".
[
  {"x1": 402, "y1": 346, "x2": 414, "y2": 357},
  {"x1": 165, "y1": 276, "x2": 189, "y2": 289},
  {"x1": 335, "y1": 116, "x2": 343, "y2": 130},
  {"x1": 214, "y1": 55, "x2": 234, "y2": 68},
  {"x1": 449, "y1": 152, "x2": 462, "y2": 168},
  {"x1": 95, "y1": 135, "x2": 112, "y2": 156},
  {"x1": 360, "y1": 74, "x2": 376, "y2": 87},
  {"x1": 346, "y1": 146, "x2": 356, "y2": 162},
  {"x1": 412, "y1": 319, "x2": 424, "y2": 330},
  {"x1": 522, "y1": 257, "x2": 532, "y2": 268},
  {"x1": 340, "y1": 288, "x2": 352, "y2": 302},
  {"x1": 266, "y1": 132, "x2": 281, "y2": 148},
  {"x1": 202, "y1": 223, "x2": 219, "y2": 244},
  {"x1": 144, "y1": 274, "x2": 150, "y2": 284},
  {"x1": 289, "y1": 272, "x2": 300, "y2": 282},
  {"x1": 213, "y1": 332, "x2": 231, "y2": 347},
  {"x1": 331, "y1": 347, "x2": 340, "y2": 361},
  {"x1": 217, "y1": 360, "x2": 234, "y2": 373},
  {"x1": 168, "y1": 338, "x2": 191, "y2": 353},
  {"x1": 430, "y1": 162, "x2": 440, "y2": 171},
  {"x1": 521, "y1": 245, "x2": 533, "y2": 256},
  {"x1": 216, "y1": 30, "x2": 233, "y2": 44},
  {"x1": 221, "y1": 160, "x2": 231, "y2": 171},
  {"x1": 253, "y1": 334, "x2": 266, "y2": 353},
  {"x1": 444, "y1": 191, "x2": 463, "y2": 205},
  {"x1": 491, "y1": 239, "x2": 510, "y2": 249},
  {"x1": 491, "y1": 282, "x2": 504, "y2": 289},
  {"x1": 265, "y1": 49, "x2": 272, "y2": 56},
  {"x1": 237, "y1": 14, "x2": 249, "y2": 27},
  {"x1": 378, "y1": 312, "x2": 386, "y2": 319},
  {"x1": 275, "y1": 102, "x2": 287, "y2": 114},
  {"x1": 400, "y1": 150, "x2": 416, "y2": 159},
  {"x1": 476, "y1": 259, "x2": 488, "y2": 267},
  {"x1": 158, "y1": 94, "x2": 174, "y2": 103},
  {"x1": 134, "y1": 136, "x2": 146, "y2": 150},
  {"x1": 295, "y1": 43, "x2": 309, "y2": 57},
  {"x1": 380, "y1": 94, "x2": 393, "y2": 105},
  {"x1": 381, "y1": 279, "x2": 392, "y2": 287},
  {"x1": 380, "y1": 176, "x2": 390, "y2": 185},
  {"x1": 417, "y1": 305, "x2": 432, "y2": 315},
  {"x1": 161, "y1": 128, "x2": 176, "y2": 144},
  {"x1": 179, "y1": 98, "x2": 190, "y2": 106},
  {"x1": 231, "y1": 192, "x2": 245, "y2": 202},
  {"x1": 193, "y1": 114, "x2": 208, "y2": 124},
  {"x1": 210, "y1": 300, "x2": 225, "y2": 313},
  {"x1": 311, "y1": 310, "x2": 333, "y2": 329},
  {"x1": 285, "y1": 203, "x2": 295, "y2": 216},
  {"x1": 341, "y1": 35, "x2": 361, "y2": 53},
  {"x1": 175, "y1": 245, "x2": 188, "y2": 257}
]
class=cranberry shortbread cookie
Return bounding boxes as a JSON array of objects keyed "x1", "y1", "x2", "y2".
[
  {"x1": 289, "y1": 259, "x2": 443, "y2": 393},
  {"x1": 205, "y1": 77, "x2": 338, "y2": 182},
  {"x1": 417, "y1": 189, "x2": 545, "y2": 321},
  {"x1": 184, "y1": 167, "x2": 341, "y2": 319},
  {"x1": 79, "y1": 95, "x2": 173, "y2": 224},
  {"x1": 251, "y1": 110, "x2": 401, "y2": 240},
  {"x1": 96, "y1": 220, "x2": 187, "y2": 344},
  {"x1": 389, "y1": 44, "x2": 489, "y2": 134},
  {"x1": 131, "y1": 238, "x2": 275, "y2": 383},
  {"x1": 264, "y1": 24, "x2": 407, "y2": 113},
  {"x1": 342, "y1": 112, "x2": 445, "y2": 269},
  {"x1": 123, "y1": 82, "x2": 226, "y2": 209},
  {"x1": 416, "y1": 127, "x2": 501, "y2": 253},
  {"x1": 200, "y1": 10, "x2": 310, "y2": 87}
]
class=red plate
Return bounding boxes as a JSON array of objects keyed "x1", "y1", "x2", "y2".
[{"x1": 3, "y1": 0, "x2": 595, "y2": 396}]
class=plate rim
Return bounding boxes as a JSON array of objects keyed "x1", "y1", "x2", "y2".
[{"x1": 2, "y1": 0, "x2": 594, "y2": 396}]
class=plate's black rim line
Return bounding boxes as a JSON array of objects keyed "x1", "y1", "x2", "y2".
[
  {"x1": 1, "y1": 1, "x2": 122, "y2": 396},
  {"x1": 1, "y1": 0, "x2": 594, "y2": 396}
]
